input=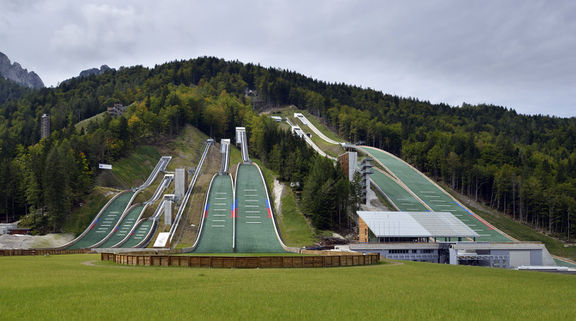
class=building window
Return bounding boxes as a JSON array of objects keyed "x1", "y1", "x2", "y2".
[
  {"x1": 421, "y1": 249, "x2": 434, "y2": 254},
  {"x1": 389, "y1": 249, "x2": 409, "y2": 254}
]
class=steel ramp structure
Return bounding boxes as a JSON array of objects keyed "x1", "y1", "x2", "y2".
[
  {"x1": 66, "y1": 191, "x2": 135, "y2": 249},
  {"x1": 63, "y1": 156, "x2": 171, "y2": 249},
  {"x1": 359, "y1": 146, "x2": 512, "y2": 242},
  {"x1": 193, "y1": 139, "x2": 235, "y2": 252},
  {"x1": 185, "y1": 134, "x2": 289, "y2": 253}
]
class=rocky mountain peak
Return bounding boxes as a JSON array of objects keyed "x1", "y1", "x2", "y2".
[
  {"x1": 78, "y1": 65, "x2": 113, "y2": 78},
  {"x1": 0, "y1": 51, "x2": 44, "y2": 89}
]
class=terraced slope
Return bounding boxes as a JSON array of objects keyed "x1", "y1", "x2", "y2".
[
  {"x1": 67, "y1": 192, "x2": 135, "y2": 249},
  {"x1": 193, "y1": 175, "x2": 235, "y2": 253},
  {"x1": 235, "y1": 164, "x2": 285, "y2": 253},
  {"x1": 360, "y1": 146, "x2": 511, "y2": 242}
]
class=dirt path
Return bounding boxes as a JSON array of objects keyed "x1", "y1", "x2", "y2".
[
  {"x1": 81, "y1": 260, "x2": 129, "y2": 268},
  {"x1": 273, "y1": 179, "x2": 284, "y2": 216}
]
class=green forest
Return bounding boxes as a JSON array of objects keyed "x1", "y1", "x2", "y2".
[{"x1": 0, "y1": 57, "x2": 575, "y2": 241}]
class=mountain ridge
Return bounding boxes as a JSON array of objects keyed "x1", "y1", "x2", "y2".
[{"x1": 0, "y1": 51, "x2": 44, "y2": 89}]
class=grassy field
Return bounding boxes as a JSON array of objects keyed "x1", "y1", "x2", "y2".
[
  {"x1": 250, "y1": 158, "x2": 316, "y2": 248},
  {"x1": 75, "y1": 112, "x2": 106, "y2": 131},
  {"x1": 276, "y1": 187, "x2": 316, "y2": 247},
  {"x1": 1, "y1": 254, "x2": 575, "y2": 320},
  {"x1": 277, "y1": 108, "x2": 344, "y2": 142},
  {"x1": 280, "y1": 109, "x2": 345, "y2": 158},
  {"x1": 96, "y1": 145, "x2": 162, "y2": 189}
]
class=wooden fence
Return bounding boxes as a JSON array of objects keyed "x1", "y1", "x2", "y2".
[
  {"x1": 101, "y1": 252, "x2": 380, "y2": 269},
  {"x1": 0, "y1": 248, "x2": 92, "y2": 256}
]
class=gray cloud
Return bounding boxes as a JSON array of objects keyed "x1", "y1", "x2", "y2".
[{"x1": 1, "y1": 0, "x2": 574, "y2": 117}]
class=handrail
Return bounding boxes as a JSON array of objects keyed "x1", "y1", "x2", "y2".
[
  {"x1": 58, "y1": 190, "x2": 130, "y2": 249},
  {"x1": 167, "y1": 140, "x2": 213, "y2": 246},
  {"x1": 138, "y1": 156, "x2": 172, "y2": 190},
  {"x1": 184, "y1": 173, "x2": 217, "y2": 252},
  {"x1": 220, "y1": 140, "x2": 230, "y2": 174},
  {"x1": 253, "y1": 163, "x2": 291, "y2": 251},
  {"x1": 111, "y1": 175, "x2": 173, "y2": 248},
  {"x1": 240, "y1": 131, "x2": 250, "y2": 163},
  {"x1": 89, "y1": 188, "x2": 143, "y2": 248},
  {"x1": 232, "y1": 169, "x2": 236, "y2": 251}
]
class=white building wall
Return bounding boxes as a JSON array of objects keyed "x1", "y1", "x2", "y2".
[{"x1": 509, "y1": 250, "x2": 532, "y2": 268}]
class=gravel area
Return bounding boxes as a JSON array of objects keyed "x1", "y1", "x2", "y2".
[
  {"x1": 0, "y1": 233, "x2": 74, "y2": 249},
  {"x1": 273, "y1": 179, "x2": 284, "y2": 216}
]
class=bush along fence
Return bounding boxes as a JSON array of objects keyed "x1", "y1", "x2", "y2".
[{"x1": 101, "y1": 252, "x2": 380, "y2": 269}]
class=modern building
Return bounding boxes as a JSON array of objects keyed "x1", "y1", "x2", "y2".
[
  {"x1": 40, "y1": 113, "x2": 50, "y2": 139},
  {"x1": 351, "y1": 211, "x2": 556, "y2": 268},
  {"x1": 338, "y1": 152, "x2": 358, "y2": 182},
  {"x1": 357, "y1": 211, "x2": 479, "y2": 243}
]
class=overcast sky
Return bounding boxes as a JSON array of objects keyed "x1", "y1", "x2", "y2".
[{"x1": 1, "y1": 0, "x2": 575, "y2": 117}]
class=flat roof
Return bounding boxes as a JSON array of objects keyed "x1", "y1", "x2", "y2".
[
  {"x1": 451, "y1": 242, "x2": 544, "y2": 250},
  {"x1": 350, "y1": 243, "x2": 441, "y2": 250},
  {"x1": 358, "y1": 211, "x2": 479, "y2": 238}
]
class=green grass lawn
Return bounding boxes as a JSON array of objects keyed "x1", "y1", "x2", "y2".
[
  {"x1": 276, "y1": 187, "x2": 315, "y2": 247},
  {"x1": 279, "y1": 108, "x2": 345, "y2": 142},
  {"x1": 281, "y1": 110, "x2": 344, "y2": 158},
  {"x1": 299, "y1": 110, "x2": 345, "y2": 142},
  {"x1": 250, "y1": 158, "x2": 316, "y2": 248},
  {"x1": 1, "y1": 254, "x2": 575, "y2": 320},
  {"x1": 96, "y1": 145, "x2": 162, "y2": 189},
  {"x1": 75, "y1": 112, "x2": 106, "y2": 131}
]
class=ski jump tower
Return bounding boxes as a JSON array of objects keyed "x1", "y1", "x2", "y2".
[{"x1": 236, "y1": 127, "x2": 251, "y2": 163}]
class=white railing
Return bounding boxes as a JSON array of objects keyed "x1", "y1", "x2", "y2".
[{"x1": 167, "y1": 140, "x2": 213, "y2": 245}]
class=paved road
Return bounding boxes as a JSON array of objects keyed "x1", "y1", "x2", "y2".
[
  {"x1": 193, "y1": 175, "x2": 235, "y2": 253},
  {"x1": 235, "y1": 164, "x2": 285, "y2": 253},
  {"x1": 67, "y1": 192, "x2": 135, "y2": 249},
  {"x1": 360, "y1": 146, "x2": 511, "y2": 242}
]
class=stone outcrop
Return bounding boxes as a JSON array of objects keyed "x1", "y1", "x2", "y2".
[
  {"x1": 78, "y1": 65, "x2": 113, "y2": 78},
  {"x1": 0, "y1": 52, "x2": 44, "y2": 89}
]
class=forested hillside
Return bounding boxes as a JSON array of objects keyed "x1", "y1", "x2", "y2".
[
  {"x1": 0, "y1": 76, "x2": 30, "y2": 106},
  {"x1": 0, "y1": 57, "x2": 574, "y2": 241}
]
